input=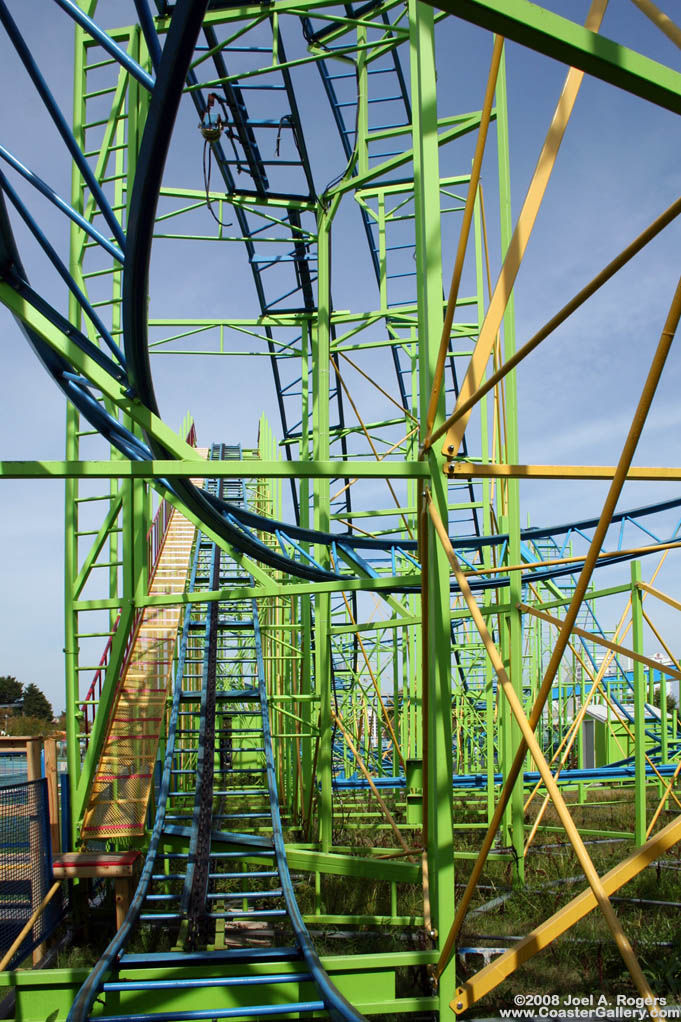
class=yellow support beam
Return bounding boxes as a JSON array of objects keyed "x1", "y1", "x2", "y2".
[
  {"x1": 448, "y1": 463, "x2": 681, "y2": 480},
  {"x1": 427, "y1": 492, "x2": 663, "y2": 1017},
  {"x1": 518, "y1": 602, "x2": 681, "y2": 682},
  {"x1": 436, "y1": 0, "x2": 608, "y2": 458},
  {"x1": 637, "y1": 581, "x2": 681, "y2": 614},
  {"x1": 452, "y1": 812, "x2": 681, "y2": 1012}
]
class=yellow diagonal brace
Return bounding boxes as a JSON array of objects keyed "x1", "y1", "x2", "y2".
[
  {"x1": 427, "y1": 493, "x2": 663, "y2": 1016},
  {"x1": 637, "y1": 581, "x2": 681, "y2": 614},
  {"x1": 441, "y1": 0, "x2": 608, "y2": 458},
  {"x1": 430, "y1": 193, "x2": 681, "y2": 450},
  {"x1": 0, "y1": 882, "x2": 62, "y2": 972},
  {"x1": 518, "y1": 602, "x2": 681, "y2": 682},
  {"x1": 629, "y1": 0, "x2": 681, "y2": 51},
  {"x1": 423, "y1": 33, "x2": 504, "y2": 446},
  {"x1": 435, "y1": 239, "x2": 681, "y2": 983},
  {"x1": 453, "y1": 812, "x2": 681, "y2": 1013}
]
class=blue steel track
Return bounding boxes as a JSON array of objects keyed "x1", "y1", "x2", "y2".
[
  {"x1": 1, "y1": 0, "x2": 681, "y2": 590},
  {"x1": 67, "y1": 446, "x2": 365, "y2": 1022},
  {"x1": 1, "y1": 3, "x2": 680, "y2": 1016}
]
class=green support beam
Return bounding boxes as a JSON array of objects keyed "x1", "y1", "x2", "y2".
[
  {"x1": 0, "y1": 459, "x2": 431, "y2": 479},
  {"x1": 6, "y1": 3, "x2": 674, "y2": 1015},
  {"x1": 410, "y1": 2, "x2": 457, "y2": 1015},
  {"x1": 423, "y1": 0, "x2": 681, "y2": 115}
]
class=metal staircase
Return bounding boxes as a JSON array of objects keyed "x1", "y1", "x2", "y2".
[{"x1": 81, "y1": 500, "x2": 200, "y2": 842}]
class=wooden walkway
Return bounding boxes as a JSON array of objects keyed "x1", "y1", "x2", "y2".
[{"x1": 81, "y1": 503, "x2": 199, "y2": 841}]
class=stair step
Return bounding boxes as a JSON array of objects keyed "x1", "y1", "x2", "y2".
[
  {"x1": 209, "y1": 908, "x2": 288, "y2": 919},
  {"x1": 207, "y1": 889, "x2": 283, "y2": 901},
  {"x1": 103, "y1": 971, "x2": 313, "y2": 992},
  {"x1": 90, "y1": 1001, "x2": 326, "y2": 1022},
  {"x1": 119, "y1": 946, "x2": 299, "y2": 967}
]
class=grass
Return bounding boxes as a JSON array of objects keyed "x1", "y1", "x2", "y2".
[
  {"x1": 454, "y1": 784, "x2": 681, "y2": 1013},
  {"x1": 48, "y1": 779, "x2": 681, "y2": 1018}
]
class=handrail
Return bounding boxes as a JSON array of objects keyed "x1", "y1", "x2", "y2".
[
  {"x1": 146, "y1": 423, "x2": 196, "y2": 580},
  {"x1": 79, "y1": 608, "x2": 143, "y2": 745},
  {"x1": 83, "y1": 425, "x2": 196, "y2": 741}
]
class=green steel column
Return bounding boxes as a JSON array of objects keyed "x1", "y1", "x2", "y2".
[
  {"x1": 409, "y1": 339, "x2": 420, "y2": 765},
  {"x1": 660, "y1": 670, "x2": 669, "y2": 765},
  {"x1": 313, "y1": 206, "x2": 333, "y2": 853},
  {"x1": 299, "y1": 321, "x2": 313, "y2": 821},
  {"x1": 65, "y1": 23, "x2": 87, "y2": 845},
  {"x1": 110, "y1": 116, "x2": 126, "y2": 618},
  {"x1": 410, "y1": 1, "x2": 456, "y2": 1012},
  {"x1": 64, "y1": 406, "x2": 80, "y2": 847},
  {"x1": 495, "y1": 49, "x2": 525, "y2": 881},
  {"x1": 631, "y1": 561, "x2": 646, "y2": 845},
  {"x1": 393, "y1": 627, "x2": 400, "y2": 776},
  {"x1": 132, "y1": 476, "x2": 149, "y2": 610}
]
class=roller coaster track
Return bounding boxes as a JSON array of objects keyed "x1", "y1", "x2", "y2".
[
  {"x1": 1, "y1": 0, "x2": 680, "y2": 592},
  {"x1": 1, "y1": 3, "x2": 681, "y2": 1015},
  {"x1": 1, "y1": 0, "x2": 680, "y2": 816},
  {"x1": 68, "y1": 445, "x2": 364, "y2": 1022}
]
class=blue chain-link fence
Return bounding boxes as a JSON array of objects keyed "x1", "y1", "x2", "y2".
[{"x1": 0, "y1": 778, "x2": 62, "y2": 968}]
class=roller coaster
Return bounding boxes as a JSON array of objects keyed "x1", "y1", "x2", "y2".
[{"x1": 2, "y1": 1, "x2": 681, "y2": 1020}]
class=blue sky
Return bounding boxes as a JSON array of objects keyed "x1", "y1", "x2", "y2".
[{"x1": 1, "y1": 1, "x2": 680, "y2": 711}]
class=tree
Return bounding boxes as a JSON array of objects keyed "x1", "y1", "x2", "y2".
[
  {"x1": 5, "y1": 715, "x2": 51, "y2": 737},
  {"x1": 0, "y1": 675, "x2": 22, "y2": 705},
  {"x1": 652, "y1": 685, "x2": 678, "y2": 712},
  {"x1": 21, "y1": 683, "x2": 53, "y2": 722}
]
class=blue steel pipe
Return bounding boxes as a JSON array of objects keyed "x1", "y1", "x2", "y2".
[
  {"x1": 133, "y1": 0, "x2": 163, "y2": 73},
  {"x1": 103, "y1": 973, "x2": 314, "y2": 991},
  {"x1": 96, "y1": 1004, "x2": 327, "y2": 1022},
  {"x1": 0, "y1": 167, "x2": 125, "y2": 365},
  {"x1": 0, "y1": 0, "x2": 126, "y2": 250},
  {"x1": 52, "y1": 0, "x2": 155, "y2": 92},
  {"x1": 5, "y1": 0, "x2": 681, "y2": 588},
  {"x1": 0, "y1": 144, "x2": 124, "y2": 264}
]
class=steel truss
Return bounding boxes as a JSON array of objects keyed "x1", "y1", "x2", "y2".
[{"x1": 1, "y1": 1, "x2": 681, "y2": 1020}]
